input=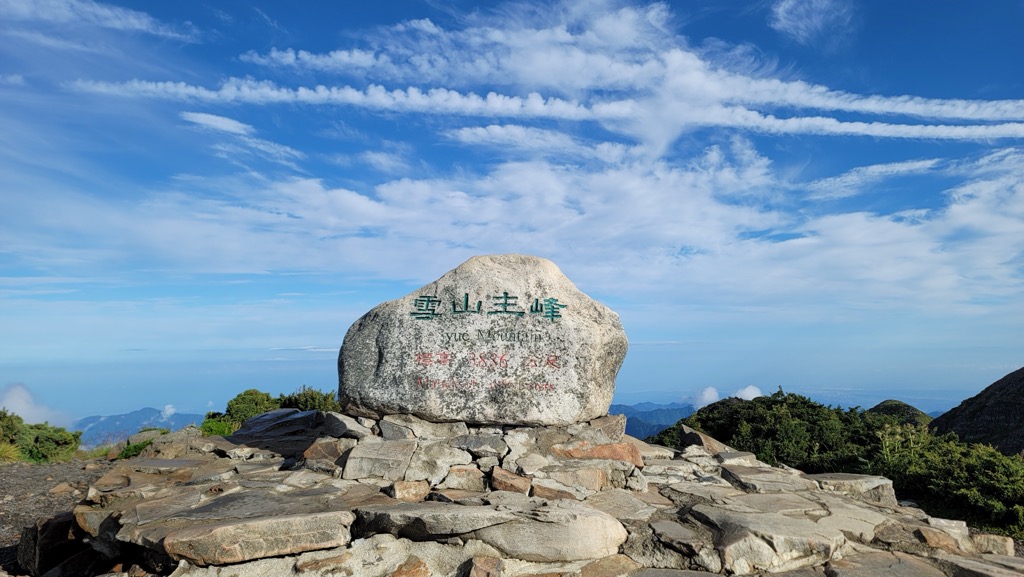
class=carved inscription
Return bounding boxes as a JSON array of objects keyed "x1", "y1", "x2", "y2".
[
  {"x1": 407, "y1": 289, "x2": 569, "y2": 394},
  {"x1": 411, "y1": 292, "x2": 567, "y2": 321},
  {"x1": 413, "y1": 351, "x2": 562, "y2": 369},
  {"x1": 413, "y1": 377, "x2": 556, "y2": 391}
]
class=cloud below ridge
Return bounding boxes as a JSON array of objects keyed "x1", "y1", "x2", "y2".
[{"x1": 1, "y1": 383, "x2": 72, "y2": 427}]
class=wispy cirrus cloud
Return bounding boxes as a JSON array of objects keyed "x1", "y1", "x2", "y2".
[
  {"x1": 180, "y1": 111, "x2": 254, "y2": 135},
  {"x1": 65, "y1": 0, "x2": 1024, "y2": 156},
  {"x1": 180, "y1": 111, "x2": 302, "y2": 168},
  {"x1": 769, "y1": 0, "x2": 856, "y2": 47},
  {"x1": 805, "y1": 159, "x2": 943, "y2": 200},
  {"x1": 445, "y1": 124, "x2": 636, "y2": 162},
  {"x1": 73, "y1": 78, "x2": 1024, "y2": 146},
  {"x1": 74, "y1": 79, "x2": 593, "y2": 119},
  {"x1": 0, "y1": 0, "x2": 198, "y2": 41},
  {"x1": 8, "y1": 1, "x2": 1024, "y2": 319}
]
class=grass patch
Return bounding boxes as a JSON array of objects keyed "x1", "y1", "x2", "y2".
[
  {"x1": 0, "y1": 442, "x2": 23, "y2": 463},
  {"x1": 117, "y1": 439, "x2": 153, "y2": 460},
  {"x1": 75, "y1": 444, "x2": 115, "y2": 460}
]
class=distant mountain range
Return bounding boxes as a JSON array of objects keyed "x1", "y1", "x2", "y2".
[
  {"x1": 73, "y1": 403, "x2": 692, "y2": 447},
  {"x1": 74, "y1": 407, "x2": 205, "y2": 448},
  {"x1": 71, "y1": 395, "x2": 948, "y2": 450},
  {"x1": 609, "y1": 401, "x2": 695, "y2": 440}
]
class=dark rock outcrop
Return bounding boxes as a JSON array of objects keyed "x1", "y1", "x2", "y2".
[{"x1": 931, "y1": 366, "x2": 1024, "y2": 455}]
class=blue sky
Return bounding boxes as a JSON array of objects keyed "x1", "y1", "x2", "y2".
[{"x1": 2, "y1": 0, "x2": 1023, "y2": 424}]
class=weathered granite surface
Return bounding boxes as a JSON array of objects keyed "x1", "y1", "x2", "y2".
[
  {"x1": 338, "y1": 254, "x2": 629, "y2": 425},
  {"x1": 16, "y1": 408, "x2": 1021, "y2": 577}
]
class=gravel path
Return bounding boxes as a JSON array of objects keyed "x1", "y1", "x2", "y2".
[{"x1": 0, "y1": 459, "x2": 114, "y2": 575}]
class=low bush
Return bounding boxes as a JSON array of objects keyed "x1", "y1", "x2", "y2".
[
  {"x1": 225, "y1": 389, "x2": 280, "y2": 424},
  {"x1": 200, "y1": 415, "x2": 238, "y2": 437},
  {"x1": 0, "y1": 409, "x2": 24, "y2": 445},
  {"x1": 200, "y1": 385, "x2": 339, "y2": 436},
  {"x1": 17, "y1": 422, "x2": 81, "y2": 463},
  {"x1": 278, "y1": 385, "x2": 341, "y2": 412}
]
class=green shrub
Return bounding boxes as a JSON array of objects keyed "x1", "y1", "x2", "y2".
[
  {"x1": 117, "y1": 440, "x2": 153, "y2": 459},
  {"x1": 17, "y1": 422, "x2": 81, "y2": 463},
  {"x1": 225, "y1": 389, "x2": 280, "y2": 424},
  {"x1": 199, "y1": 386, "x2": 339, "y2": 437},
  {"x1": 654, "y1": 390, "x2": 1024, "y2": 539},
  {"x1": 654, "y1": 390, "x2": 883, "y2": 474},
  {"x1": 200, "y1": 416, "x2": 238, "y2": 437},
  {"x1": 0, "y1": 409, "x2": 24, "y2": 445},
  {"x1": 870, "y1": 423, "x2": 1024, "y2": 538},
  {"x1": 278, "y1": 385, "x2": 341, "y2": 412}
]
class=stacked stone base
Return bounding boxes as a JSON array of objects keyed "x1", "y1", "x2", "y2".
[{"x1": 16, "y1": 410, "x2": 1024, "y2": 577}]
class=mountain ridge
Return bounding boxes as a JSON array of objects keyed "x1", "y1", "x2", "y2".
[
  {"x1": 930, "y1": 365, "x2": 1024, "y2": 455},
  {"x1": 74, "y1": 407, "x2": 204, "y2": 448}
]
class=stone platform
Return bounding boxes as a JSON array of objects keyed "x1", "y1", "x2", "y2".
[{"x1": 17, "y1": 408, "x2": 1024, "y2": 577}]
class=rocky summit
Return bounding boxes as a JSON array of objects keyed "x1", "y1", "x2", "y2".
[
  {"x1": 338, "y1": 254, "x2": 628, "y2": 426},
  {"x1": 15, "y1": 409, "x2": 1024, "y2": 577},
  {"x1": 14, "y1": 259, "x2": 1024, "y2": 576}
]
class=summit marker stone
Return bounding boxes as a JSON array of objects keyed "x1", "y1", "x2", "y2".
[{"x1": 338, "y1": 254, "x2": 628, "y2": 425}]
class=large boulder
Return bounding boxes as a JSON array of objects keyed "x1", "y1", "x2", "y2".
[{"x1": 338, "y1": 254, "x2": 628, "y2": 426}]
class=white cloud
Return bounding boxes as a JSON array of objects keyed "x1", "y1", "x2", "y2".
[
  {"x1": 696, "y1": 386, "x2": 719, "y2": 408},
  {"x1": 52, "y1": 0, "x2": 1024, "y2": 167},
  {"x1": 0, "y1": 0, "x2": 197, "y2": 41},
  {"x1": 4, "y1": 0, "x2": 1024, "y2": 325},
  {"x1": 73, "y1": 49, "x2": 1024, "y2": 146},
  {"x1": 1, "y1": 383, "x2": 72, "y2": 427},
  {"x1": 160, "y1": 404, "x2": 176, "y2": 420},
  {"x1": 180, "y1": 112, "x2": 254, "y2": 135},
  {"x1": 769, "y1": 0, "x2": 856, "y2": 46},
  {"x1": 5, "y1": 139, "x2": 1023, "y2": 315},
  {"x1": 0, "y1": 73, "x2": 26, "y2": 86},
  {"x1": 448, "y1": 124, "x2": 578, "y2": 151},
  {"x1": 806, "y1": 159, "x2": 942, "y2": 200},
  {"x1": 72, "y1": 79, "x2": 593, "y2": 120},
  {"x1": 2, "y1": 29, "x2": 108, "y2": 54},
  {"x1": 179, "y1": 111, "x2": 303, "y2": 168},
  {"x1": 445, "y1": 124, "x2": 638, "y2": 162},
  {"x1": 240, "y1": 47, "x2": 391, "y2": 71},
  {"x1": 360, "y1": 151, "x2": 410, "y2": 174},
  {"x1": 734, "y1": 386, "x2": 764, "y2": 400}
]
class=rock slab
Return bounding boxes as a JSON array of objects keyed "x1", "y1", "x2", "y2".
[{"x1": 338, "y1": 254, "x2": 628, "y2": 425}]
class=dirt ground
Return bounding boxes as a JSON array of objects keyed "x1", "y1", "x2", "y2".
[{"x1": 0, "y1": 459, "x2": 114, "y2": 575}]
